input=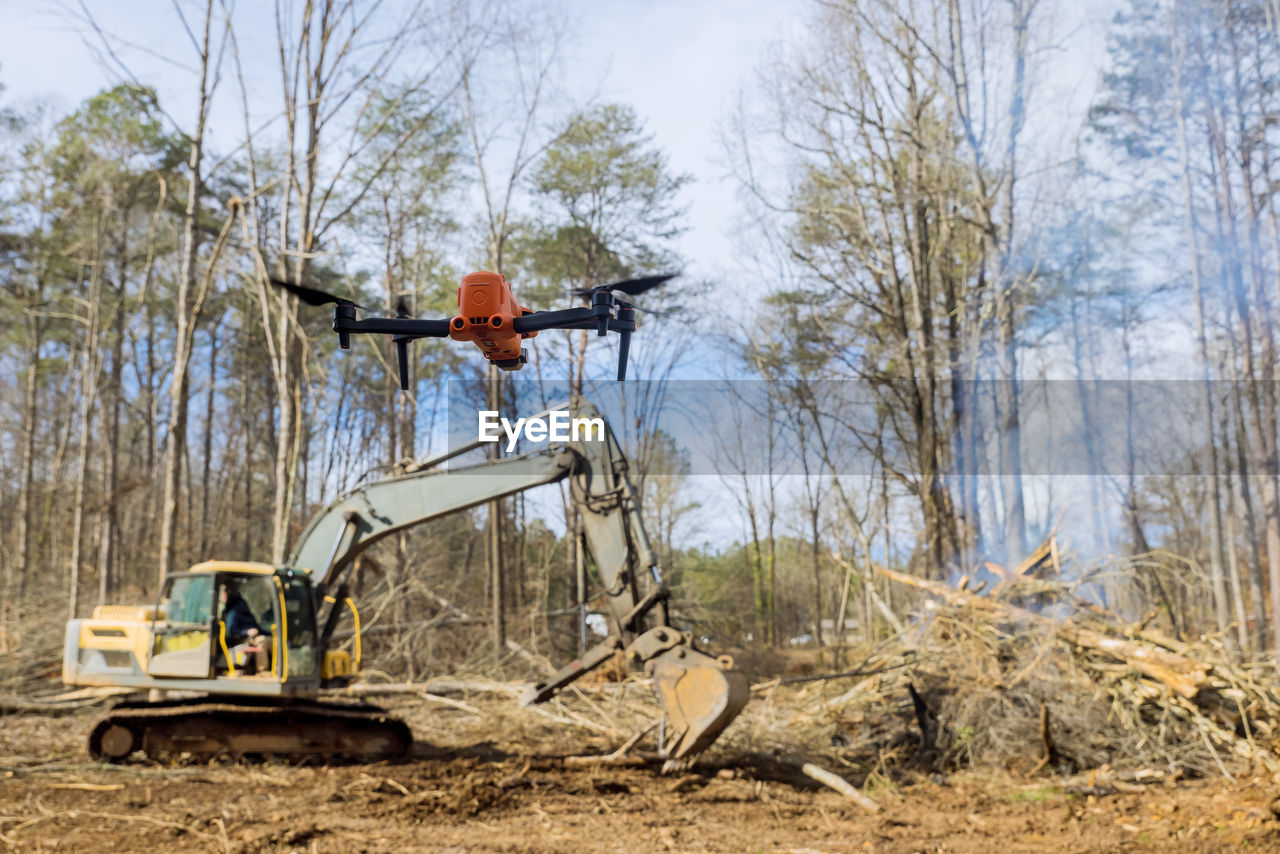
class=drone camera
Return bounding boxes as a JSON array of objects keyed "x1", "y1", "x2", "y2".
[{"x1": 493, "y1": 348, "x2": 528, "y2": 370}]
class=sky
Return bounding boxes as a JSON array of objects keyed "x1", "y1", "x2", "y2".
[
  {"x1": 0, "y1": 0, "x2": 1116, "y2": 279},
  {"x1": 566, "y1": 0, "x2": 801, "y2": 277},
  {"x1": 0, "y1": 0, "x2": 799, "y2": 280}
]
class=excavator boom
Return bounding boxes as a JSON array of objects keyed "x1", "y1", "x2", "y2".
[{"x1": 292, "y1": 398, "x2": 747, "y2": 761}]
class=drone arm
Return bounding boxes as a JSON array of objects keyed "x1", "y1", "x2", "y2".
[
  {"x1": 512, "y1": 307, "x2": 595, "y2": 333},
  {"x1": 513, "y1": 309, "x2": 636, "y2": 335},
  {"x1": 332, "y1": 308, "x2": 450, "y2": 389},
  {"x1": 333, "y1": 313, "x2": 452, "y2": 339}
]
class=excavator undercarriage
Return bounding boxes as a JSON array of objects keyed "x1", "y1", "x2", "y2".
[{"x1": 89, "y1": 698, "x2": 411, "y2": 762}]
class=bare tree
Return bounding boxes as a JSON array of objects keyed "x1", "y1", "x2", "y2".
[{"x1": 157, "y1": 0, "x2": 224, "y2": 583}]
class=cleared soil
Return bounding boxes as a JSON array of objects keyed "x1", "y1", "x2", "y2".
[{"x1": 2, "y1": 701, "x2": 1279, "y2": 853}]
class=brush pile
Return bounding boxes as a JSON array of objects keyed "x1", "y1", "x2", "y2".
[
  {"x1": 0, "y1": 589, "x2": 67, "y2": 694},
  {"x1": 337, "y1": 538, "x2": 1280, "y2": 794},
  {"x1": 724, "y1": 541, "x2": 1280, "y2": 789}
]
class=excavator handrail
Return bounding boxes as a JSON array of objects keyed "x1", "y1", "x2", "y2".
[{"x1": 323, "y1": 594, "x2": 362, "y2": 671}]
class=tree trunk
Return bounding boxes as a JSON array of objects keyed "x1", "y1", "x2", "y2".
[
  {"x1": 1169, "y1": 10, "x2": 1231, "y2": 637},
  {"x1": 197, "y1": 322, "x2": 219, "y2": 558},
  {"x1": 1217, "y1": 357, "x2": 1252, "y2": 653},
  {"x1": 13, "y1": 277, "x2": 43, "y2": 622},
  {"x1": 158, "y1": 0, "x2": 213, "y2": 585},
  {"x1": 487, "y1": 364, "x2": 506, "y2": 652},
  {"x1": 97, "y1": 238, "x2": 127, "y2": 605},
  {"x1": 1229, "y1": 356, "x2": 1268, "y2": 650},
  {"x1": 70, "y1": 219, "x2": 106, "y2": 620}
]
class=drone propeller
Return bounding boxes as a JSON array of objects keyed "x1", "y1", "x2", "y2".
[
  {"x1": 569, "y1": 272, "x2": 678, "y2": 300},
  {"x1": 268, "y1": 276, "x2": 366, "y2": 310},
  {"x1": 270, "y1": 277, "x2": 419, "y2": 321},
  {"x1": 565, "y1": 275, "x2": 677, "y2": 379},
  {"x1": 271, "y1": 278, "x2": 423, "y2": 389},
  {"x1": 617, "y1": 299, "x2": 678, "y2": 318}
]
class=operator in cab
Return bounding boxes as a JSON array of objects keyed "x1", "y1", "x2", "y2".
[{"x1": 220, "y1": 579, "x2": 272, "y2": 674}]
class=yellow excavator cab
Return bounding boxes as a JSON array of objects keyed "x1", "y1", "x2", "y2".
[{"x1": 67, "y1": 566, "x2": 332, "y2": 690}]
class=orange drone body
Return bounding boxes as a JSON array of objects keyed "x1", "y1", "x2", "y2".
[{"x1": 448, "y1": 271, "x2": 536, "y2": 366}]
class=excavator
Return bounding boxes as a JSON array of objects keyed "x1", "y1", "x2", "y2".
[{"x1": 63, "y1": 398, "x2": 748, "y2": 765}]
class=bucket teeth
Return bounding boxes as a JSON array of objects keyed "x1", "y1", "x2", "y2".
[{"x1": 651, "y1": 646, "x2": 749, "y2": 762}]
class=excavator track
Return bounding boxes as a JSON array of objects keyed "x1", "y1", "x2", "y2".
[{"x1": 88, "y1": 698, "x2": 411, "y2": 763}]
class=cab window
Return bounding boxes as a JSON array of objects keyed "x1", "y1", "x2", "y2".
[
  {"x1": 161, "y1": 575, "x2": 214, "y2": 625},
  {"x1": 231, "y1": 576, "x2": 277, "y2": 630}
]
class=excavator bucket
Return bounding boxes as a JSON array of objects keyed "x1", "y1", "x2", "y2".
[{"x1": 651, "y1": 646, "x2": 750, "y2": 761}]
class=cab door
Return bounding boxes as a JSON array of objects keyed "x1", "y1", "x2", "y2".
[
  {"x1": 275, "y1": 573, "x2": 318, "y2": 679},
  {"x1": 147, "y1": 574, "x2": 215, "y2": 678}
]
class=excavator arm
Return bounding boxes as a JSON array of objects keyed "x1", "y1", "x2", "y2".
[{"x1": 287, "y1": 398, "x2": 748, "y2": 762}]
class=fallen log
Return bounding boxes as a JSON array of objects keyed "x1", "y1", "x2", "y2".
[
  {"x1": 331, "y1": 675, "x2": 657, "y2": 702},
  {"x1": 0, "y1": 696, "x2": 111, "y2": 715},
  {"x1": 330, "y1": 678, "x2": 526, "y2": 698},
  {"x1": 793, "y1": 672, "x2": 888, "y2": 720},
  {"x1": 0, "y1": 686, "x2": 138, "y2": 714},
  {"x1": 417, "y1": 693, "x2": 484, "y2": 715},
  {"x1": 798, "y1": 762, "x2": 880, "y2": 812},
  {"x1": 563, "y1": 722, "x2": 659, "y2": 766},
  {"x1": 562, "y1": 754, "x2": 652, "y2": 767},
  {"x1": 46, "y1": 686, "x2": 134, "y2": 702},
  {"x1": 1056, "y1": 765, "x2": 1182, "y2": 796}
]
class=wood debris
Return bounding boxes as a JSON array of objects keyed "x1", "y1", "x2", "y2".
[{"x1": 854, "y1": 540, "x2": 1280, "y2": 779}]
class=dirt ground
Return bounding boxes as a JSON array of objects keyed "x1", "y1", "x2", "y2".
[{"x1": 2, "y1": 700, "x2": 1279, "y2": 854}]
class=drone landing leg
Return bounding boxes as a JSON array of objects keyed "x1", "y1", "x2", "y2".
[
  {"x1": 395, "y1": 338, "x2": 410, "y2": 390},
  {"x1": 617, "y1": 331, "x2": 631, "y2": 381}
]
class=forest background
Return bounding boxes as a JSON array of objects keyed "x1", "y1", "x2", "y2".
[{"x1": 2, "y1": 0, "x2": 1276, "y2": 677}]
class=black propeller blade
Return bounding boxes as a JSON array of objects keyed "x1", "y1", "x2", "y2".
[
  {"x1": 617, "y1": 299, "x2": 678, "y2": 318},
  {"x1": 569, "y1": 272, "x2": 678, "y2": 299},
  {"x1": 268, "y1": 276, "x2": 366, "y2": 310}
]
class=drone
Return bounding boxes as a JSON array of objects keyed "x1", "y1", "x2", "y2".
[{"x1": 269, "y1": 270, "x2": 676, "y2": 387}]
